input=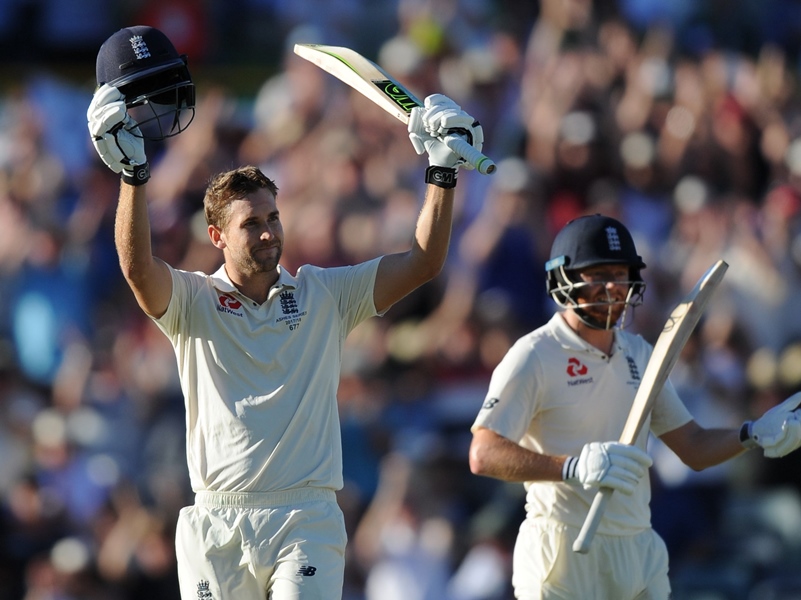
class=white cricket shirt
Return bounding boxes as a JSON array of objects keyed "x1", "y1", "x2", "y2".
[
  {"x1": 472, "y1": 312, "x2": 693, "y2": 535},
  {"x1": 152, "y1": 258, "x2": 382, "y2": 493}
]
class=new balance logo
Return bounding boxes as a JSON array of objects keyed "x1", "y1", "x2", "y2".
[
  {"x1": 482, "y1": 398, "x2": 499, "y2": 410},
  {"x1": 129, "y1": 35, "x2": 151, "y2": 60},
  {"x1": 197, "y1": 580, "x2": 213, "y2": 599},
  {"x1": 297, "y1": 566, "x2": 317, "y2": 577}
]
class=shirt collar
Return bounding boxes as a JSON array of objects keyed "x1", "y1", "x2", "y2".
[
  {"x1": 209, "y1": 264, "x2": 298, "y2": 296},
  {"x1": 548, "y1": 311, "x2": 627, "y2": 357}
]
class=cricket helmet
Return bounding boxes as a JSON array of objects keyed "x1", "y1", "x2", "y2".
[
  {"x1": 546, "y1": 214, "x2": 646, "y2": 329},
  {"x1": 96, "y1": 25, "x2": 195, "y2": 140}
]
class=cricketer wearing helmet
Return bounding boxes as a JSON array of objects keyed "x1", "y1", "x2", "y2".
[
  {"x1": 87, "y1": 25, "x2": 486, "y2": 600},
  {"x1": 469, "y1": 214, "x2": 801, "y2": 599}
]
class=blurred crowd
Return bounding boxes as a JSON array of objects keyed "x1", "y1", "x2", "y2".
[{"x1": 2, "y1": 0, "x2": 801, "y2": 598}]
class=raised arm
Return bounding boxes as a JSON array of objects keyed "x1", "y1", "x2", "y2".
[
  {"x1": 373, "y1": 94, "x2": 485, "y2": 313},
  {"x1": 374, "y1": 183, "x2": 454, "y2": 313},
  {"x1": 115, "y1": 182, "x2": 172, "y2": 318},
  {"x1": 88, "y1": 84, "x2": 172, "y2": 318}
]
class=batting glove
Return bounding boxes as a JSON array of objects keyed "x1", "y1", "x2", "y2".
[
  {"x1": 408, "y1": 94, "x2": 484, "y2": 187},
  {"x1": 741, "y1": 392, "x2": 801, "y2": 458},
  {"x1": 87, "y1": 84, "x2": 150, "y2": 186},
  {"x1": 563, "y1": 441, "x2": 653, "y2": 496}
]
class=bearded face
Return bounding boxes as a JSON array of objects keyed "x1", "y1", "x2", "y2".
[
  {"x1": 572, "y1": 264, "x2": 637, "y2": 330},
  {"x1": 212, "y1": 188, "x2": 284, "y2": 279}
]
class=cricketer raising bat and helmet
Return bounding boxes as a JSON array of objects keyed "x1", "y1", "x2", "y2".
[
  {"x1": 90, "y1": 23, "x2": 492, "y2": 600},
  {"x1": 572, "y1": 258, "x2": 729, "y2": 553},
  {"x1": 293, "y1": 43, "x2": 496, "y2": 175}
]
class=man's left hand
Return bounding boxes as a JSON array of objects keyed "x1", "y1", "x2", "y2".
[{"x1": 742, "y1": 392, "x2": 801, "y2": 458}]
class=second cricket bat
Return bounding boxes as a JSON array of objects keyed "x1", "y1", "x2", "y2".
[
  {"x1": 572, "y1": 259, "x2": 729, "y2": 553},
  {"x1": 293, "y1": 43, "x2": 496, "y2": 175}
]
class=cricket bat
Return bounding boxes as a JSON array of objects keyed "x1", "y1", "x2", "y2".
[
  {"x1": 572, "y1": 259, "x2": 729, "y2": 554},
  {"x1": 293, "y1": 43, "x2": 496, "y2": 175}
]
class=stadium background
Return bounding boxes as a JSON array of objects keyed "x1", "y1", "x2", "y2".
[{"x1": 1, "y1": 0, "x2": 801, "y2": 598}]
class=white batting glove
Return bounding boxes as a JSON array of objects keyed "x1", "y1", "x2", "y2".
[
  {"x1": 741, "y1": 392, "x2": 801, "y2": 458},
  {"x1": 87, "y1": 84, "x2": 150, "y2": 185},
  {"x1": 408, "y1": 94, "x2": 484, "y2": 171},
  {"x1": 563, "y1": 441, "x2": 653, "y2": 496}
]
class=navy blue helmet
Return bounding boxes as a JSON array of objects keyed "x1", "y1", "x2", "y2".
[
  {"x1": 546, "y1": 214, "x2": 646, "y2": 329},
  {"x1": 96, "y1": 25, "x2": 195, "y2": 140}
]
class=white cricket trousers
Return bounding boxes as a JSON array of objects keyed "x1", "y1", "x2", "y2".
[
  {"x1": 175, "y1": 488, "x2": 347, "y2": 600},
  {"x1": 512, "y1": 518, "x2": 672, "y2": 599}
]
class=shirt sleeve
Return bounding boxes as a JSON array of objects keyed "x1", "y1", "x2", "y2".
[
  {"x1": 471, "y1": 340, "x2": 541, "y2": 443},
  {"x1": 649, "y1": 377, "x2": 694, "y2": 436},
  {"x1": 307, "y1": 257, "x2": 382, "y2": 335},
  {"x1": 150, "y1": 265, "x2": 204, "y2": 339}
]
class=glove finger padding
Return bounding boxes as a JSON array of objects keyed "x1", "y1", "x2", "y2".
[
  {"x1": 423, "y1": 93, "x2": 459, "y2": 109},
  {"x1": 91, "y1": 135, "x2": 124, "y2": 174},
  {"x1": 762, "y1": 414, "x2": 801, "y2": 458},
  {"x1": 422, "y1": 93, "x2": 460, "y2": 121},
  {"x1": 424, "y1": 106, "x2": 476, "y2": 137},
  {"x1": 90, "y1": 122, "x2": 146, "y2": 173},
  {"x1": 87, "y1": 83, "x2": 147, "y2": 175},
  {"x1": 408, "y1": 104, "x2": 461, "y2": 166},
  {"x1": 601, "y1": 465, "x2": 640, "y2": 495},
  {"x1": 605, "y1": 442, "x2": 653, "y2": 470},
  {"x1": 88, "y1": 101, "x2": 129, "y2": 137},
  {"x1": 601, "y1": 450, "x2": 650, "y2": 495},
  {"x1": 113, "y1": 124, "x2": 146, "y2": 165},
  {"x1": 87, "y1": 84, "x2": 124, "y2": 124},
  {"x1": 408, "y1": 94, "x2": 484, "y2": 170},
  {"x1": 568, "y1": 441, "x2": 651, "y2": 494},
  {"x1": 407, "y1": 107, "x2": 427, "y2": 156},
  {"x1": 751, "y1": 392, "x2": 801, "y2": 445},
  {"x1": 422, "y1": 94, "x2": 483, "y2": 149},
  {"x1": 469, "y1": 122, "x2": 484, "y2": 151}
]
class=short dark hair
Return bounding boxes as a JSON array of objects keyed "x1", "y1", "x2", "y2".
[{"x1": 204, "y1": 165, "x2": 279, "y2": 230}]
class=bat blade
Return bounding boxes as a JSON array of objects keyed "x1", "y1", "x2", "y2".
[
  {"x1": 294, "y1": 43, "x2": 421, "y2": 123},
  {"x1": 293, "y1": 43, "x2": 496, "y2": 174},
  {"x1": 572, "y1": 259, "x2": 729, "y2": 554}
]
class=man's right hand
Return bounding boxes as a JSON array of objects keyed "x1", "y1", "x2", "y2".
[
  {"x1": 407, "y1": 94, "x2": 484, "y2": 173},
  {"x1": 87, "y1": 84, "x2": 150, "y2": 185},
  {"x1": 563, "y1": 441, "x2": 653, "y2": 495}
]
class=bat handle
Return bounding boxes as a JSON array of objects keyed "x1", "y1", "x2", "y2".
[
  {"x1": 443, "y1": 134, "x2": 496, "y2": 175},
  {"x1": 572, "y1": 487, "x2": 614, "y2": 554}
]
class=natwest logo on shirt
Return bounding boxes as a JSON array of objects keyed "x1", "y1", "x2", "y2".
[
  {"x1": 566, "y1": 357, "x2": 593, "y2": 386},
  {"x1": 217, "y1": 293, "x2": 244, "y2": 316},
  {"x1": 566, "y1": 357, "x2": 588, "y2": 377}
]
